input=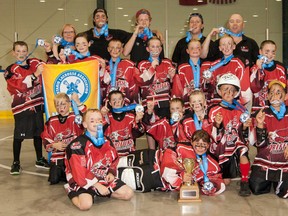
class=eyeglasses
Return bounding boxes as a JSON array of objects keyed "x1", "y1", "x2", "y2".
[{"x1": 63, "y1": 31, "x2": 75, "y2": 34}]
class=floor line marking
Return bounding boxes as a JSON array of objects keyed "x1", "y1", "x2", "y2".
[
  {"x1": 0, "y1": 135, "x2": 13, "y2": 141},
  {"x1": 0, "y1": 164, "x2": 49, "y2": 177}
]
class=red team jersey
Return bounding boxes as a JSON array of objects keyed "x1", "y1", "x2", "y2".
[
  {"x1": 250, "y1": 61, "x2": 287, "y2": 110},
  {"x1": 4, "y1": 58, "x2": 44, "y2": 115},
  {"x1": 41, "y1": 109, "x2": 86, "y2": 162},
  {"x1": 201, "y1": 57, "x2": 251, "y2": 106},
  {"x1": 103, "y1": 112, "x2": 145, "y2": 157},
  {"x1": 174, "y1": 62, "x2": 204, "y2": 108},
  {"x1": 208, "y1": 104, "x2": 248, "y2": 165},
  {"x1": 103, "y1": 59, "x2": 139, "y2": 104},
  {"x1": 65, "y1": 135, "x2": 119, "y2": 193},
  {"x1": 251, "y1": 107, "x2": 288, "y2": 182},
  {"x1": 136, "y1": 59, "x2": 174, "y2": 108},
  {"x1": 160, "y1": 144, "x2": 225, "y2": 195}
]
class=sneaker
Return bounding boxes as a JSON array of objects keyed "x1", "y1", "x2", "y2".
[
  {"x1": 35, "y1": 157, "x2": 50, "y2": 169},
  {"x1": 10, "y1": 161, "x2": 21, "y2": 175},
  {"x1": 239, "y1": 181, "x2": 251, "y2": 197}
]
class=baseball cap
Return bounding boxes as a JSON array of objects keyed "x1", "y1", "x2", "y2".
[
  {"x1": 93, "y1": 8, "x2": 108, "y2": 18},
  {"x1": 268, "y1": 80, "x2": 286, "y2": 89},
  {"x1": 136, "y1": 9, "x2": 151, "y2": 19}
]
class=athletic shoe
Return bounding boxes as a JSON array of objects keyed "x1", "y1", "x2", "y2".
[
  {"x1": 10, "y1": 161, "x2": 21, "y2": 175},
  {"x1": 35, "y1": 157, "x2": 50, "y2": 169},
  {"x1": 239, "y1": 181, "x2": 251, "y2": 197}
]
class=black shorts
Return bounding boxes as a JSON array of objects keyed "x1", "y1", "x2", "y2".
[
  {"x1": 221, "y1": 151, "x2": 249, "y2": 179},
  {"x1": 68, "y1": 178, "x2": 125, "y2": 200},
  {"x1": 14, "y1": 110, "x2": 44, "y2": 139}
]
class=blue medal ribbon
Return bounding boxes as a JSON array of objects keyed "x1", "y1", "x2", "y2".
[
  {"x1": 112, "y1": 104, "x2": 138, "y2": 113},
  {"x1": 209, "y1": 54, "x2": 234, "y2": 73},
  {"x1": 61, "y1": 39, "x2": 74, "y2": 47},
  {"x1": 185, "y1": 32, "x2": 203, "y2": 42},
  {"x1": 196, "y1": 153, "x2": 209, "y2": 183},
  {"x1": 148, "y1": 54, "x2": 160, "y2": 63},
  {"x1": 270, "y1": 102, "x2": 286, "y2": 120},
  {"x1": 221, "y1": 99, "x2": 247, "y2": 113},
  {"x1": 71, "y1": 99, "x2": 83, "y2": 125},
  {"x1": 257, "y1": 55, "x2": 274, "y2": 69},
  {"x1": 193, "y1": 113, "x2": 202, "y2": 130},
  {"x1": 93, "y1": 24, "x2": 109, "y2": 38},
  {"x1": 189, "y1": 59, "x2": 201, "y2": 89},
  {"x1": 85, "y1": 128, "x2": 105, "y2": 147},
  {"x1": 70, "y1": 50, "x2": 90, "y2": 60},
  {"x1": 219, "y1": 27, "x2": 244, "y2": 37},
  {"x1": 138, "y1": 27, "x2": 153, "y2": 40},
  {"x1": 109, "y1": 57, "x2": 121, "y2": 87}
]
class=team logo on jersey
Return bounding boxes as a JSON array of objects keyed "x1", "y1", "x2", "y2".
[{"x1": 53, "y1": 69, "x2": 91, "y2": 102}]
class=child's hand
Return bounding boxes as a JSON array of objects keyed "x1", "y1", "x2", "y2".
[
  {"x1": 168, "y1": 67, "x2": 176, "y2": 80},
  {"x1": 59, "y1": 49, "x2": 66, "y2": 63},
  {"x1": 105, "y1": 173, "x2": 115, "y2": 183},
  {"x1": 284, "y1": 146, "x2": 288, "y2": 160},
  {"x1": 151, "y1": 59, "x2": 159, "y2": 68},
  {"x1": 53, "y1": 141, "x2": 67, "y2": 151},
  {"x1": 243, "y1": 118, "x2": 252, "y2": 130},
  {"x1": 35, "y1": 64, "x2": 44, "y2": 77},
  {"x1": 100, "y1": 100, "x2": 110, "y2": 116},
  {"x1": 135, "y1": 111, "x2": 144, "y2": 123},
  {"x1": 44, "y1": 41, "x2": 52, "y2": 53},
  {"x1": 94, "y1": 183, "x2": 110, "y2": 196},
  {"x1": 215, "y1": 112, "x2": 223, "y2": 128},
  {"x1": 256, "y1": 109, "x2": 265, "y2": 128},
  {"x1": 256, "y1": 59, "x2": 263, "y2": 69},
  {"x1": 98, "y1": 58, "x2": 106, "y2": 71},
  {"x1": 71, "y1": 92, "x2": 81, "y2": 105}
]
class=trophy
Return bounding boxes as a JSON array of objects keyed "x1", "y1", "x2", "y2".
[{"x1": 178, "y1": 158, "x2": 201, "y2": 202}]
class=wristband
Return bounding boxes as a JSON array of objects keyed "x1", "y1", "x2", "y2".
[
  {"x1": 31, "y1": 73, "x2": 37, "y2": 81},
  {"x1": 77, "y1": 103, "x2": 83, "y2": 107}
]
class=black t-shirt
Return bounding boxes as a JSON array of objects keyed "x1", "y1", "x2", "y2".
[
  {"x1": 84, "y1": 28, "x2": 131, "y2": 60},
  {"x1": 129, "y1": 33, "x2": 165, "y2": 65},
  {"x1": 207, "y1": 34, "x2": 259, "y2": 67},
  {"x1": 172, "y1": 36, "x2": 207, "y2": 66}
]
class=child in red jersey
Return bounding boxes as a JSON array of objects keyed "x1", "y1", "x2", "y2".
[
  {"x1": 102, "y1": 39, "x2": 139, "y2": 104},
  {"x1": 101, "y1": 90, "x2": 144, "y2": 157},
  {"x1": 202, "y1": 35, "x2": 251, "y2": 108},
  {"x1": 65, "y1": 109, "x2": 134, "y2": 211},
  {"x1": 249, "y1": 80, "x2": 288, "y2": 198},
  {"x1": 135, "y1": 37, "x2": 176, "y2": 149},
  {"x1": 4, "y1": 41, "x2": 49, "y2": 175},
  {"x1": 173, "y1": 39, "x2": 204, "y2": 109},
  {"x1": 41, "y1": 92, "x2": 86, "y2": 184},
  {"x1": 207, "y1": 73, "x2": 251, "y2": 197},
  {"x1": 250, "y1": 40, "x2": 287, "y2": 110},
  {"x1": 160, "y1": 130, "x2": 225, "y2": 195}
]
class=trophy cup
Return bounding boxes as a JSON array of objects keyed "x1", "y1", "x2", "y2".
[{"x1": 178, "y1": 158, "x2": 201, "y2": 202}]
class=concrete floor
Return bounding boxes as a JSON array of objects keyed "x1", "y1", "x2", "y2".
[{"x1": 0, "y1": 119, "x2": 287, "y2": 216}]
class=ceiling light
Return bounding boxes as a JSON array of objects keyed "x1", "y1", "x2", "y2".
[
  {"x1": 198, "y1": 0, "x2": 203, "y2": 2},
  {"x1": 74, "y1": 19, "x2": 79, "y2": 22},
  {"x1": 39, "y1": 0, "x2": 46, "y2": 2},
  {"x1": 193, "y1": 8, "x2": 198, "y2": 11},
  {"x1": 131, "y1": 24, "x2": 135, "y2": 26},
  {"x1": 57, "y1": 8, "x2": 64, "y2": 11},
  {"x1": 244, "y1": 20, "x2": 247, "y2": 23},
  {"x1": 117, "y1": 7, "x2": 123, "y2": 10},
  {"x1": 252, "y1": 14, "x2": 258, "y2": 18},
  {"x1": 123, "y1": 14, "x2": 128, "y2": 17},
  {"x1": 184, "y1": 25, "x2": 188, "y2": 27},
  {"x1": 128, "y1": 20, "x2": 132, "y2": 22},
  {"x1": 275, "y1": 0, "x2": 281, "y2": 2},
  {"x1": 84, "y1": 23, "x2": 88, "y2": 26},
  {"x1": 180, "y1": 32, "x2": 183, "y2": 34}
]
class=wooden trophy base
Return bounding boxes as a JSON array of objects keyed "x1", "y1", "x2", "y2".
[{"x1": 178, "y1": 183, "x2": 201, "y2": 203}]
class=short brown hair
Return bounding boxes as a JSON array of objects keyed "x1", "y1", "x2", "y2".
[
  {"x1": 260, "y1": 40, "x2": 277, "y2": 50},
  {"x1": 191, "y1": 130, "x2": 210, "y2": 143},
  {"x1": 170, "y1": 98, "x2": 184, "y2": 107},
  {"x1": 13, "y1": 41, "x2": 28, "y2": 51},
  {"x1": 83, "y1": 108, "x2": 101, "y2": 122}
]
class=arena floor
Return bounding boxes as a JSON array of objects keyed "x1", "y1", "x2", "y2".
[{"x1": 0, "y1": 119, "x2": 287, "y2": 216}]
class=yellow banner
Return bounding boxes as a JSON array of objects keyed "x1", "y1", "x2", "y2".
[{"x1": 42, "y1": 60, "x2": 100, "y2": 118}]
